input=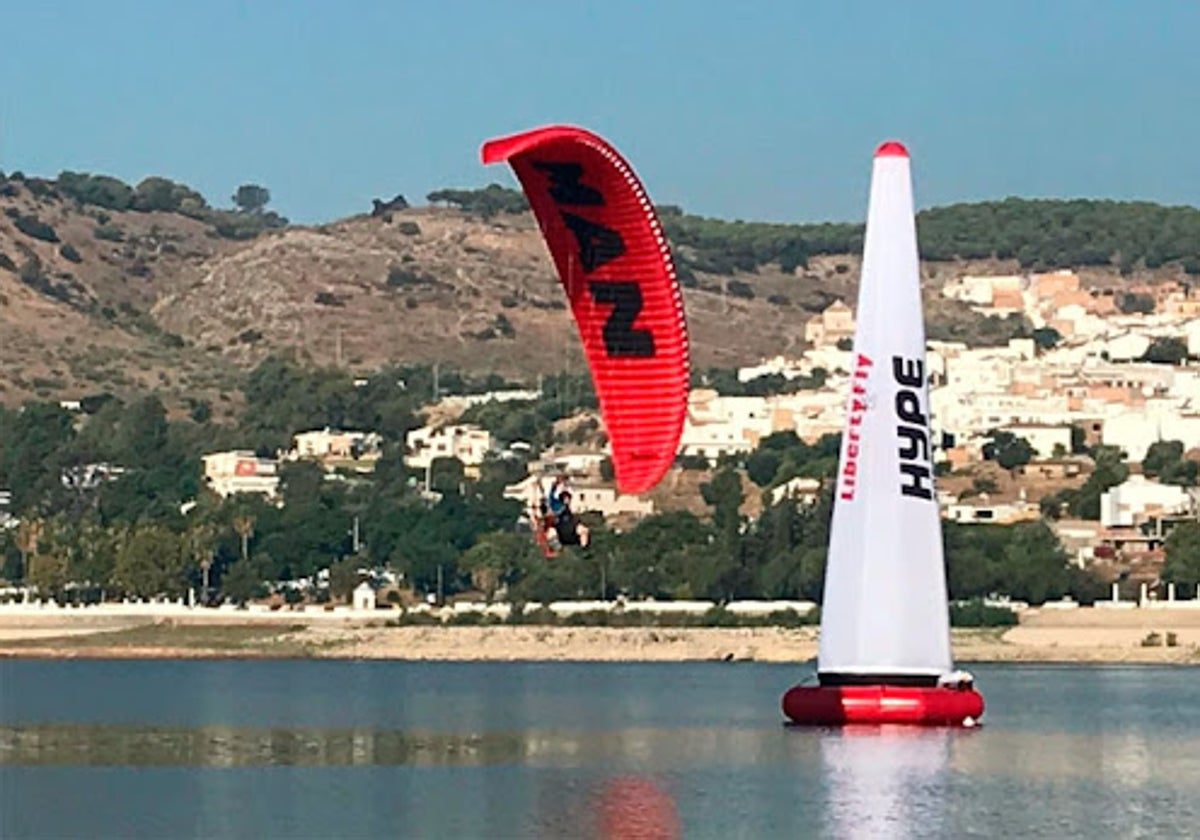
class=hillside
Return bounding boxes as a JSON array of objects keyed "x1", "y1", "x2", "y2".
[{"x1": 0, "y1": 172, "x2": 1194, "y2": 409}]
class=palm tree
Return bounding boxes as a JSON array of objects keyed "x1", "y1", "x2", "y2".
[
  {"x1": 17, "y1": 518, "x2": 70, "y2": 599},
  {"x1": 14, "y1": 518, "x2": 43, "y2": 583},
  {"x1": 185, "y1": 523, "x2": 217, "y2": 602},
  {"x1": 232, "y1": 515, "x2": 255, "y2": 564}
]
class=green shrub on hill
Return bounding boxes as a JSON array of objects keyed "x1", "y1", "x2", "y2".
[
  {"x1": 57, "y1": 171, "x2": 134, "y2": 211},
  {"x1": 13, "y1": 214, "x2": 58, "y2": 243},
  {"x1": 657, "y1": 198, "x2": 1200, "y2": 278},
  {"x1": 427, "y1": 184, "x2": 528, "y2": 218},
  {"x1": 132, "y1": 177, "x2": 209, "y2": 214},
  {"x1": 93, "y1": 224, "x2": 124, "y2": 242}
]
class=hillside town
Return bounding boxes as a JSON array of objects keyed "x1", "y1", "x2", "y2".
[
  {"x1": 3, "y1": 266, "x2": 1200, "y2": 612},
  {"x1": 151, "y1": 268, "x2": 1200, "y2": 605}
]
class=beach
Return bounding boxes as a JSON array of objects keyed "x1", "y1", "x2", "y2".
[{"x1": 0, "y1": 604, "x2": 1198, "y2": 664}]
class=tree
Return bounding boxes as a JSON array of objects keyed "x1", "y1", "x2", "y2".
[
  {"x1": 3, "y1": 402, "x2": 75, "y2": 512},
  {"x1": 1162, "y1": 459, "x2": 1199, "y2": 487},
  {"x1": 1142, "y1": 337, "x2": 1188, "y2": 365},
  {"x1": 1118, "y1": 293, "x2": 1155, "y2": 315},
  {"x1": 429, "y1": 457, "x2": 465, "y2": 495},
  {"x1": 1164, "y1": 521, "x2": 1200, "y2": 588},
  {"x1": 222, "y1": 557, "x2": 263, "y2": 605},
  {"x1": 460, "y1": 531, "x2": 533, "y2": 601},
  {"x1": 390, "y1": 537, "x2": 458, "y2": 598},
  {"x1": 944, "y1": 522, "x2": 999, "y2": 600},
  {"x1": 701, "y1": 467, "x2": 744, "y2": 535},
  {"x1": 57, "y1": 171, "x2": 134, "y2": 210},
  {"x1": 426, "y1": 184, "x2": 528, "y2": 218},
  {"x1": 328, "y1": 556, "x2": 363, "y2": 602},
  {"x1": 24, "y1": 519, "x2": 69, "y2": 597},
  {"x1": 1039, "y1": 490, "x2": 1071, "y2": 520},
  {"x1": 1144, "y1": 440, "x2": 1184, "y2": 475},
  {"x1": 1000, "y1": 521, "x2": 1069, "y2": 604},
  {"x1": 745, "y1": 448, "x2": 782, "y2": 487},
  {"x1": 1141, "y1": 440, "x2": 1198, "y2": 487},
  {"x1": 114, "y1": 396, "x2": 169, "y2": 467},
  {"x1": 69, "y1": 516, "x2": 122, "y2": 591},
  {"x1": 26, "y1": 552, "x2": 69, "y2": 597},
  {"x1": 110, "y1": 525, "x2": 186, "y2": 598},
  {"x1": 1069, "y1": 446, "x2": 1129, "y2": 520},
  {"x1": 606, "y1": 511, "x2": 712, "y2": 599},
  {"x1": 232, "y1": 184, "x2": 270, "y2": 214},
  {"x1": 1070, "y1": 424, "x2": 1089, "y2": 455},
  {"x1": 1032, "y1": 327, "x2": 1061, "y2": 350},
  {"x1": 133, "y1": 176, "x2": 208, "y2": 214},
  {"x1": 983, "y1": 431, "x2": 1035, "y2": 470}
]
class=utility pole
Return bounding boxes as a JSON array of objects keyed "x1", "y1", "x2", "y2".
[
  {"x1": 352, "y1": 516, "x2": 360, "y2": 553},
  {"x1": 432, "y1": 362, "x2": 440, "y2": 401},
  {"x1": 436, "y1": 564, "x2": 444, "y2": 606}
]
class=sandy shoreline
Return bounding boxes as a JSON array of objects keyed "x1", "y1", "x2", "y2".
[{"x1": 0, "y1": 607, "x2": 1198, "y2": 664}]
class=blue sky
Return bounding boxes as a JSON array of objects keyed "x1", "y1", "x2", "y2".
[{"x1": 2, "y1": 1, "x2": 1197, "y2": 224}]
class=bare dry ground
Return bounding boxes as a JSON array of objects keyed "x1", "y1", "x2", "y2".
[
  {"x1": 1, "y1": 608, "x2": 1196, "y2": 664},
  {"x1": 0, "y1": 180, "x2": 1180, "y2": 409}
]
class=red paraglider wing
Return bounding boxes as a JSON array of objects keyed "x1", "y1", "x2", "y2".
[{"x1": 482, "y1": 125, "x2": 689, "y2": 494}]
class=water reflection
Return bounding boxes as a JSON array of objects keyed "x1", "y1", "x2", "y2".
[
  {"x1": 952, "y1": 728, "x2": 1200, "y2": 789},
  {"x1": 0, "y1": 723, "x2": 786, "y2": 768},
  {"x1": 0, "y1": 723, "x2": 525, "y2": 767},
  {"x1": 593, "y1": 775, "x2": 681, "y2": 840},
  {"x1": 8, "y1": 719, "x2": 1200, "y2": 787},
  {"x1": 819, "y1": 727, "x2": 952, "y2": 840}
]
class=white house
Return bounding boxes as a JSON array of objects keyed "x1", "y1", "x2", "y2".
[
  {"x1": 803, "y1": 300, "x2": 855, "y2": 347},
  {"x1": 679, "y1": 391, "x2": 775, "y2": 460},
  {"x1": 944, "y1": 499, "x2": 1040, "y2": 525},
  {"x1": 1100, "y1": 405, "x2": 1200, "y2": 462},
  {"x1": 1100, "y1": 411, "x2": 1160, "y2": 461},
  {"x1": 568, "y1": 483, "x2": 654, "y2": 520},
  {"x1": 291, "y1": 428, "x2": 382, "y2": 463},
  {"x1": 941, "y1": 275, "x2": 1024, "y2": 310},
  {"x1": 60, "y1": 463, "x2": 126, "y2": 491},
  {"x1": 938, "y1": 340, "x2": 1035, "y2": 393},
  {"x1": 1185, "y1": 319, "x2": 1200, "y2": 358},
  {"x1": 1103, "y1": 333, "x2": 1152, "y2": 362},
  {"x1": 352, "y1": 581, "x2": 377, "y2": 610},
  {"x1": 432, "y1": 389, "x2": 543, "y2": 416},
  {"x1": 768, "y1": 476, "x2": 822, "y2": 506},
  {"x1": 1099, "y1": 475, "x2": 1192, "y2": 528},
  {"x1": 404, "y1": 424, "x2": 495, "y2": 477},
  {"x1": 201, "y1": 451, "x2": 280, "y2": 499},
  {"x1": 737, "y1": 355, "x2": 811, "y2": 383},
  {"x1": 1052, "y1": 518, "x2": 1106, "y2": 566},
  {"x1": 996, "y1": 423, "x2": 1073, "y2": 459},
  {"x1": 931, "y1": 390, "x2": 1073, "y2": 436},
  {"x1": 534, "y1": 450, "x2": 610, "y2": 477}
]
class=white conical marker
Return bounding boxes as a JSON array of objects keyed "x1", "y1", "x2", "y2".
[{"x1": 817, "y1": 141, "x2": 954, "y2": 683}]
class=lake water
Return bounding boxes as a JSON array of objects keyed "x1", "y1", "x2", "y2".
[{"x1": 1, "y1": 660, "x2": 1198, "y2": 838}]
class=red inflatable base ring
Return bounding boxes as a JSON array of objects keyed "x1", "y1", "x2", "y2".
[{"x1": 782, "y1": 684, "x2": 985, "y2": 727}]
